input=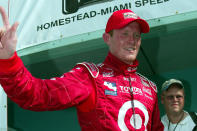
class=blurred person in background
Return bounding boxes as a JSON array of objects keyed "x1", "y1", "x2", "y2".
[{"x1": 161, "y1": 79, "x2": 197, "y2": 131}]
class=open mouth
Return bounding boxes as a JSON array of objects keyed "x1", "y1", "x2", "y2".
[{"x1": 125, "y1": 47, "x2": 136, "y2": 52}]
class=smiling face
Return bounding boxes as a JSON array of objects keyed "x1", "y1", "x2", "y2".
[
  {"x1": 103, "y1": 22, "x2": 141, "y2": 65},
  {"x1": 161, "y1": 85, "x2": 185, "y2": 115}
]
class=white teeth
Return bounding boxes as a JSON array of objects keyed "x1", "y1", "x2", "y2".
[{"x1": 126, "y1": 47, "x2": 135, "y2": 51}]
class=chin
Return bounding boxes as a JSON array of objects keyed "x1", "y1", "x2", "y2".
[
  {"x1": 127, "y1": 56, "x2": 136, "y2": 62},
  {"x1": 172, "y1": 108, "x2": 181, "y2": 113},
  {"x1": 118, "y1": 54, "x2": 136, "y2": 64},
  {"x1": 124, "y1": 59, "x2": 135, "y2": 65}
]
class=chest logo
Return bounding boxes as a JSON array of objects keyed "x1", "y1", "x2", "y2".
[
  {"x1": 118, "y1": 100, "x2": 149, "y2": 130},
  {"x1": 104, "y1": 81, "x2": 117, "y2": 96}
]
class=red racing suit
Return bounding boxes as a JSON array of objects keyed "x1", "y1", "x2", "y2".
[{"x1": 0, "y1": 52, "x2": 164, "y2": 131}]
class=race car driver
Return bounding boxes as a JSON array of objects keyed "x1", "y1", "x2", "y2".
[{"x1": 0, "y1": 6, "x2": 164, "y2": 131}]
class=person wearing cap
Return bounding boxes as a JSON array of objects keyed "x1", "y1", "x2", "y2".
[
  {"x1": 161, "y1": 79, "x2": 197, "y2": 131},
  {"x1": 0, "y1": 6, "x2": 164, "y2": 131}
]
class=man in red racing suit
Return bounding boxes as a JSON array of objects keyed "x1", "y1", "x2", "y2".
[{"x1": 0, "y1": 7, "x2": 164, "y2": 131}]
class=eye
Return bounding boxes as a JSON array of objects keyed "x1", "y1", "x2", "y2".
[
  {"x1": 167, "y1": 95, "x2": 174, "y2": 100},
  {"x1": 122, "y1": 32, "x2": 129, "y2": 36},
  {"x1": 166, "y1": 95, "x2": 184, "y2": 100},
  {"x1": 133, "y1": 32, "x2": 141, "y2": 39},
  {"x1": 176, "y1": 95, "x2": 183, "y2": 99}
]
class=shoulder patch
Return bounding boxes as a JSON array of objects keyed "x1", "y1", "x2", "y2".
[
  {"x1": 77, "y1": 62, "x2": 99, "y2": 78},
  {"x1": 136, "y1": 72, "x2": 157, "y2": 93}
]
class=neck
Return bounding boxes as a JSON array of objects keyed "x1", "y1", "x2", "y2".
[
  {"x1": 108, "y1": 52, "x2": 135, "y2": 65},
  {"x1": 167, "y1": 111, "x2": 185, "y2": 124}
]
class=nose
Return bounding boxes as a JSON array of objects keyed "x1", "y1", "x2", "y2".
[
  {"x1": 128, "y1": 35, "x2": 137, "y2": 45},
  {"x1": 130, "y1": 32, "x2": 141, "y2": 42},
  {"x1": 126, "y1": 34, "x2": 134, "y2": 42},
  {"x1": 172, "y1": 96, "x2": 182, "y2": 102}
]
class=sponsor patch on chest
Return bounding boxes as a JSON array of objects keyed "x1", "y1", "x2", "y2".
[
  {"x1": 104, "y1": 81, "x2": 117, "y2": 96},
  {"x1": 120, "y1": 86, "x2": 143, "y2": 95}
]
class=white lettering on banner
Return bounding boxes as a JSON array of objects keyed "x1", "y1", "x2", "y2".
[
  {"x1": 135, "y1": 0, "x2": 170, "y2": 7},
  {"x1": 118, "y1": 100, "x2": 149, "y2": 130}
]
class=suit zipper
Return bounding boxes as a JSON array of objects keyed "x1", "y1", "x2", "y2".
[{"x1": 129, "y1": 76, "x2": 136, "y2": 131}]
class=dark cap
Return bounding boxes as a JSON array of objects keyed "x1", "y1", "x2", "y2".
[
  {"x1": 161, "y1": 79, "x2": 184, "y2": 92},
  {"x1": 105, "y1": 9, "x2": 150, "y2": 33}
]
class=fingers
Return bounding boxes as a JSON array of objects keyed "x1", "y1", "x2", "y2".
[
  {"x1": 0, "y1": 6, "x2": 10, "y2": 30},
  {"x1": 0, "y1": 27, "x2": 6, "y2": 37},
  {"x1": 0, "y1": 22, "x2": 19, "y2": 50},
  {"x1": 0, "y1": 42, "x2": 3, "y2": 49},
  {"x1": 9, "y1": 22, "x2": 19, "y2": 38}
]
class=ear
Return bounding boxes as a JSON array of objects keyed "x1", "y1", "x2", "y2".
[{"x1": 103, "y1": 33, "x2": 111, "y2": 46}]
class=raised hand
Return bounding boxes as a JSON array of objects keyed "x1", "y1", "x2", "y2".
[{"x1": 0, "y1": 6, "x2": 19, "y2": 59}]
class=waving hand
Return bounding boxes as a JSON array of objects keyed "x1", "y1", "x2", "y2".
[{"x1": 0, "y1": 6, "x2": 19, "y2": 59}]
